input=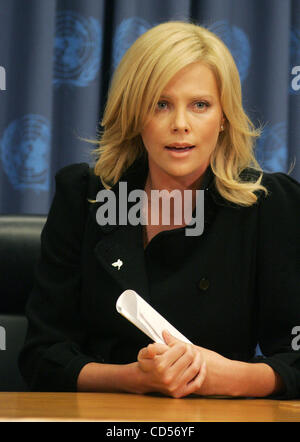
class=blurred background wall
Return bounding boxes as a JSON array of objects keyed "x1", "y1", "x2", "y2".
[{"x1": 0, "y1": 0, "x2": 299, "y2": 214}]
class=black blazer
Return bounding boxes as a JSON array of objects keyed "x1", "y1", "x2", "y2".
[{"x1": 19, "y1": 157, "x2": 300, "y2": 398}]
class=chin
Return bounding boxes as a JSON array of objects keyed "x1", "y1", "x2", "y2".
[{"x1": 166, "y1": 165, "x2": 200, "y2": 177}]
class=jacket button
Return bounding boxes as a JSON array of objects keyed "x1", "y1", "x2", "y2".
[{"x1": 198, "y1": 277, "x2": 210, "y2": 291}]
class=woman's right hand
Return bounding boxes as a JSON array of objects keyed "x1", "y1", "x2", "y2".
[{"x1": 135, "y1": 334, "x2": 207, "y2": 398}]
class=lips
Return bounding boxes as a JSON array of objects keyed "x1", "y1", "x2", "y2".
[{"x1": 165, "y1": 145, "x2": 195, "y2": 152}]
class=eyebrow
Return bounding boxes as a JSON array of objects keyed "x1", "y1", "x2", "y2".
[{"x1": 159, "y1": 94, "x2": 215, "y2": 100}]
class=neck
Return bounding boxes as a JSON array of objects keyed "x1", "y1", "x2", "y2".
[
  {"x1": 144, "y1": 167, "x2": 207, "y2": 228},
  {"x1": 145, "y1": 169, "x2": 208, "y2": 194}
]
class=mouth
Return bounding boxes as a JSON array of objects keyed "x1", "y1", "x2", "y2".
[{"x1": 165, "y1": 145, "x2": 196, "y2": 152}]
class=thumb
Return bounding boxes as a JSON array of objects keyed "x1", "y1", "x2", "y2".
[{"x1": 162, "y1": 330, "x2": 178, "y2": 346}]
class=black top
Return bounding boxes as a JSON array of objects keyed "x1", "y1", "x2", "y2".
[{"x1": 19, "y1": 156, "x2": 300, "y2": 398}]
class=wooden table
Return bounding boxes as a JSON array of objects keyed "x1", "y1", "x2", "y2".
[{"x1": 0, "y1": 392, "x2": 300, "y2": 422}]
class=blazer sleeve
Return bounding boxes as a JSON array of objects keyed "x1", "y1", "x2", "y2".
[
  {"x1": 18, "y1": 163, "x2": 97, "y2": 392},
  {"x1": 250, "y1": 171, "x2": 300, "y2": 399}
]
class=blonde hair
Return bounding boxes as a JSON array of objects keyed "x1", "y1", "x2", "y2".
[{"x1": 90, "y1": 20, "x2": 268, "y2": 206}]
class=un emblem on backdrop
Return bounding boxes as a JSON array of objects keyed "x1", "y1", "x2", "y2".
[
  {"x1": 256, "y1": 122, "x2": 287, "y2": 173},
  {"x1": 54, "y1": 10, "x2": 102, "y2": 87},
  {"x1": 0, "y1": 114, "x2": 50, "y2": 191},
  {"x1": 112, "y1": 17, "x2": 152, "y2": 69},
  {"x1": 209, "y1": 20, "x2": 251, "y2": 82}
]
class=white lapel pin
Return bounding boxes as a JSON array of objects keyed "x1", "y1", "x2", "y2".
[{"x1": 112, "y1": 259, "x2": 123, "y2": 270}]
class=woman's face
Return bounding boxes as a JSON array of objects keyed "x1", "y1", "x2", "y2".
[{"x1": 141, "y1": 62, "x2": 224, "y2": 187}]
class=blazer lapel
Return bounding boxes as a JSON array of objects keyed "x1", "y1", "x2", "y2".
[
  {"x1": 94, "y1": 222, "x2": 150, "y2": 301},
  {"x1": 90, "y1": 155, "x2": 150, "y2": 301}
]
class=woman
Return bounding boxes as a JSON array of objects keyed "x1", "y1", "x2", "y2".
[{"x1": 19, "y1": 21, "x2": 300, "y2": 398}]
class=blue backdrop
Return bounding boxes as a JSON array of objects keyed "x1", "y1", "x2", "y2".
[{"x1": 0, "y1": 0, "x2": 300, "y2": 214}]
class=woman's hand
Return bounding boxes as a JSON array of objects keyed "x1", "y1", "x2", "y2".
[
  {"x1": 78, "y1": 332, "x2": 283, "y2": 398},
  {"x1": 157, "y1": 332, "x2": 255, "y2": 397},
  {"x1": 137, "y1": 330, "x2": 207, "y2": 398}
]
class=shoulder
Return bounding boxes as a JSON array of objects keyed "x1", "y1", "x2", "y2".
[
  {"x1": 46, "y1": 163, "x2": 102, "y2": 227},
  {"x1": 239, "y1": 166, "x2": 300, "y2": 204},
  {"x1": 259, "y1": 170, "x2": 300, "y2": 207},
  {"x1": 54, "y1": 162, "x2": 91, "y2": 192},
  {"x1": 55, "y1": 162, "x2": 90, "y2": 177},
  {"x1": 53, "y1": 162, "x2": 102, "y2": 202},
  {"x1": 261, "y1": 169, "x2": 300, "y2": 190},
  {"x1": 43, "y1": 163, "x2": 103, "y2": 245},
  {"x1": 255, "y1": 170, "x2": 300, "y2": 236}
]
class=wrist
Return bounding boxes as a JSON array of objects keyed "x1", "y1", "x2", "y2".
[
  {"x1": 77, "y1": 362, "x2": 145, "y2": 394},
  {"x1": 226, "y1": 360, "x2": 284, "y2": 397},
  {"x1": 119, "y1": 362, "x2": 149, "y2": 395}
]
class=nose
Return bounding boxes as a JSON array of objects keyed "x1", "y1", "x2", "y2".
[{"x1": 171, "y1": 107, "x2": 190, "y2": 133}]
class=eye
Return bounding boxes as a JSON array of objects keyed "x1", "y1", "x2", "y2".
[
  {"x1": 194, "y1": 101, "x2": 209, "y2": 111},
  {"x1": 156, "y1": 101, "x2": 168, "y2": 111}
]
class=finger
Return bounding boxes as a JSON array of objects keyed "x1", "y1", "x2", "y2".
[
  {"x1": 138, "y1": 357, "x2": 155, "y2": 373},
  {"x1": 162, "y1": 330, "x2": 181, "y2": 346},
  {"x1": 148, "y1": 343, "x2": 169, "y2": 358},
  {"x1": 137, "y1": 347, "x2": 148, "y2": 361},
  {"x1": 189, "y1": 360, "x2": 207, "y2": 391},
  {"x1": 177, "y1": 361, "x2": 207, "y2": 398},
  {"x1": 139, "y1": 343, "x2": 168, "y2": 360},
  {"x1": 155, "y1": 341, "x2": 190, "y2": 375},
  {"x1": 166, "y1": 346, "x2": 200, "y2": 387}
]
